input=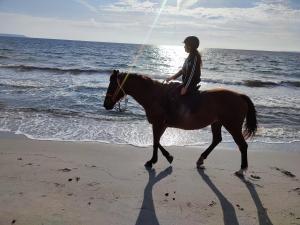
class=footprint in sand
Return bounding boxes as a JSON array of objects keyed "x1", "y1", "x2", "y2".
[
  {"x1": 87, "y1": 182, "x2": 100, "y2": 187},
  {"x1": 272, "y1": 167, "x2": 296, "y2": 178},
  {"x1": 289, "y1": 187, "x2": 300, "y2": 195},
  {"x1": 164, "y1": 191, "x2": 176, "y2": 201},
  {"x1": 236, "y1": 204, "x2": 244, "y2": 211},
  {"x1": 54, "y1": 183, "x2": 65, "y2": 188},
  {"x1": 22, "y1": 162, "x2": 40, "y2": 167},
  {"x1": 58, "y1": 168, "x2": 72, "y2": 172},
  {"x1": 208, "y1": 200, "x2": 217, "y2": 207},
  {"x1": 85, "y1": 164, "x2": 97, "y2": 168},
  {"x1": 250, "y1": 174, "x2": 261, "y2": 179}
]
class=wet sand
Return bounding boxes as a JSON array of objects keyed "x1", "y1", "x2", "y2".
[{"x1": 0, "y1": 134, "x2": 299, "y2": 225}]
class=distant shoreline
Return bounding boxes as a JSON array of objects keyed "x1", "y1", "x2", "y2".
[{"x1": 0, "y1": 33, "x2": 28, "y2": 38}]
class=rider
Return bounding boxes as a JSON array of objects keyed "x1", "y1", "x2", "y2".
[{"x1": 166, "y1": 36, "x2": 202, "y2": 95}]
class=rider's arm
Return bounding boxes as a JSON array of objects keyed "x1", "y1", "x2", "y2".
[{"x1": 166, "y1": 69, "x2": 182, "y2": 82}]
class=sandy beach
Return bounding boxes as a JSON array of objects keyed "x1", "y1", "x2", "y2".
[{"x1": 0, "y1": 133, "x2": 299, "y2": 225}]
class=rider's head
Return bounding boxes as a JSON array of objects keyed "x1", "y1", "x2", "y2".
[{"x1": 183, "y1": 36, "x2": 199, "y2": 53}]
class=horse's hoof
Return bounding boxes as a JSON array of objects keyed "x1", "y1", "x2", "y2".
[
  {"x1": 144, "y1": 161, "x2": 153, "y2": 168},
  {"x1": 167, "y1": 155, "x2": 173, "y2": 164},
  {"x1": 235, "y1": 169, "x2": 245, "y2": 177},
  {"x1": 196, "y1": 158, "x2": 204, "y2": 169},
  {"x1": 197, "y1": 164, "x2": 205, "y2": 169}
]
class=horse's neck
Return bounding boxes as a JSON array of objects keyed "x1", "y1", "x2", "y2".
[{"x1": 125, "y1": 76, "x2": 159, "y2": 110}]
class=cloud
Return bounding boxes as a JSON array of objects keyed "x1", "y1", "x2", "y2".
[
  {"x1": 104, "y1": 0, "x2": 158, "y2": 12},
  {"x1": 74, "y1": 0, "x2": 98, "y2": 12},
  {"x1": 177, "y1": 0, "x2": 198, "y2": 10}
]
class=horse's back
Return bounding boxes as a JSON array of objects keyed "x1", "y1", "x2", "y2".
[
  {"x1": 202, "y1": 88, "x2": 249, "y2": 123},
  {"x1": 203, "y1": 88, "x2": 246, "y2": 105}
]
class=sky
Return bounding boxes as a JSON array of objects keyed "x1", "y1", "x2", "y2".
[{"x1": 0, "y1": 0, "x2": 300, "y2": 51}]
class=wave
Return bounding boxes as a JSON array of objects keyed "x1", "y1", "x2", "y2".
[
  {"x1": 13, "y1": 107, "x2": 82, "y2": 117},
  {"x1": 0, "y1": 101, "x2": 5, "y2": 109},
  {"x1": 281, "y1": 81, "x2": 300, "y2": 87},
  {"x1": 0, "y1": 64, "x2": 112, "y2": 75},
  {"x1": 243, "y1": 80, "x2": 300, "y2": 88},
  {"x1": 1, "y1": 106, "x2": 146, "y2": 122},
  {"x1": 1, "y1": 126, "x2": 299, "y2": 148},
  {"x1": 242, "y1": 80, "x2": 278, "y2": 87},
  {"x1": 69, "y1": 85, "x2": 107, "y2": 92},
  {"x1": 203, "y1": 78, "x2": 300, "y2": 88},
  {"x1": 0, "y1": 83, "x2": 45, "y2": 89},
  {"x1": 0, "y1": 48, "x2": 13, "y2": 51},
  {"x1": 0, "y1": 81, "x2": 111, "y2": 90}
]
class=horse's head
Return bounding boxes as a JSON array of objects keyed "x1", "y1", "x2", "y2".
[{"x1": 103, "y1": 70, "x2": 127, "y2": 110}]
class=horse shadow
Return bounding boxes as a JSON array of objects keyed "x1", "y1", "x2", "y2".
[
  {"x1": 237, "y1": 176, "x2": 273, "y2": 225},
  {"x1": 135, "y1": 166, "x2": 173, "y2": 225},
  {"x1": 197, "y1": 168, "x2": 240, "y2": 225}
]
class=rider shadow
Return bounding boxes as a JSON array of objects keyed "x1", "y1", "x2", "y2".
[
  {"x1": 237, "y1": 176, "x2": 274, "y2": 225},
  {"x1": 135, "y1": 166, "x2": 173, "y2": 225},
  {"x1": 197, "y1": 168, "x2": 240, "y2": 225}
]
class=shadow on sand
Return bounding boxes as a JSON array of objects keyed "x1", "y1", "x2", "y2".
[
  {"x1": 237, "y1": 176, "x2": 273, "y2": 225},
  {"x1": 197, "y1": 168, "x2": 239, "y2": 225},
  {"x1": 135, "y1": 166, "x2": 173, "y2": 225}
]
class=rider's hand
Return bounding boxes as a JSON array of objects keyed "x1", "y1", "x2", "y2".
[
  {"x1": 166, "y1": 77, "x2": 172, "y2": 83},
  {"x1": 180, "y1": 87, "x2": 187, "y2": 95}
]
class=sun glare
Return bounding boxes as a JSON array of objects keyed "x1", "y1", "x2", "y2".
[{"x1": 156, "y1": 45, "x2": 187, "y2": 75}]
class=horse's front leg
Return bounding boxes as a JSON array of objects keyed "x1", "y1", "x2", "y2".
[
  {"x1": 144, "y1": 142, "x2": 159, "y2": 168},
  {"x1": 145, "y1": 123, "x2": 169, "y2": 168},
  {"x1": 158, "y1": 143, "x2": 173, "y2": 164}
]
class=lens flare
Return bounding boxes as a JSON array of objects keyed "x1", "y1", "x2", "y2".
[{"x1": 128, "y1": 0, "x2": 169, "y2": 73}]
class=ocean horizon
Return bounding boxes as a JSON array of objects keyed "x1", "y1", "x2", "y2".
[{"x1": 2, "y1": 35, "x2": 300, "y2": 53}]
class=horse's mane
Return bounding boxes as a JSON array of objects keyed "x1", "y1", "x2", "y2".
[{"x1": 120, "y1": 72, "x2": 179, "y2": 91}]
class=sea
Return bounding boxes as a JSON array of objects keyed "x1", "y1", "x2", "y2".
[{"x1": 0, "y1": 37, "x2": 299, "y2": 150}]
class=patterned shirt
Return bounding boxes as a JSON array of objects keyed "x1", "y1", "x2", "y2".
[{"x1": 182, "y1": 51, "x2": 201, "y2": 91}]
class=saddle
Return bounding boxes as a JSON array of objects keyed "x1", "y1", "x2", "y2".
[{"x1": 164, "y1": 82, "x2": 202, "y2": 116}]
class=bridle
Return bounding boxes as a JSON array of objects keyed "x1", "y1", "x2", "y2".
[{"x1": 106, "y1": 72, "x2": 129, "y2": 112}]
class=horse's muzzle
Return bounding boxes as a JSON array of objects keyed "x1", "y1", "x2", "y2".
[{"x1": 103, "y1": 98, "x2": 114, "y2": 110}]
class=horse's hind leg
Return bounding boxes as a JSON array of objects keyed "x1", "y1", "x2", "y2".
[
  {"x1": 197, "y1": 122, "x2": 222, "y2": 168},
  {"x1": 233, "y1": 132, "x2": 248, "y2": 176},
  {"x1": 224, "y1": 124, "x2": 248, "y2": 176}
]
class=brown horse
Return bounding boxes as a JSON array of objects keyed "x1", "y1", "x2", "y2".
[{"x1": 104, "y1": 70, "x2": 257, "y2": 175}]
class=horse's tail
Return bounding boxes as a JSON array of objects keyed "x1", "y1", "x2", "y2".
[{"x1": 240, "y1": 94, "x2": 257, "y2": 139}]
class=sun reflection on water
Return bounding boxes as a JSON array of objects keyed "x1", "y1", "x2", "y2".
[{"x1": 140, "y1": 44, "x2": 187, "y2": 77}]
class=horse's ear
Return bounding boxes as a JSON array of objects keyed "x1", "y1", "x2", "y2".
[{"x1": 113, "y1": 70, "x2": 119, "y2": 75}]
